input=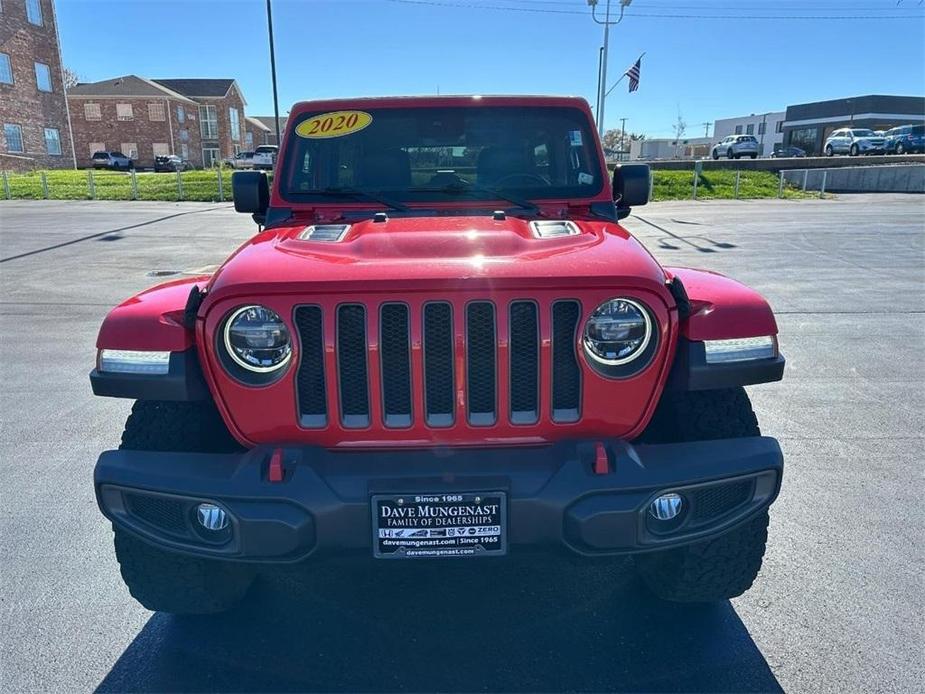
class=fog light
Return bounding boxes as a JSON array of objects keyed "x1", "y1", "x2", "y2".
[
  {"x1": 196, "y1": 503, "x2": 229, "y2": 531},
  {"x1": 649, "y1": 493, "x2": 683, "y2": 521}
]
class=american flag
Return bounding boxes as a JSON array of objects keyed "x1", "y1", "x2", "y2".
[{"x1": 625, "y1": 58, "x2": 641, "y2": 93}]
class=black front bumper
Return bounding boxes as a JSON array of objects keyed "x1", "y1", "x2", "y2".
[{"x1": 95, "y1": 437, "x2": 783, "y2": 562}]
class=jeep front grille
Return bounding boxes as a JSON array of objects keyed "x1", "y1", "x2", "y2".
[{"x1": 294, "y1": 298, "x2": 583, "y2": 430}]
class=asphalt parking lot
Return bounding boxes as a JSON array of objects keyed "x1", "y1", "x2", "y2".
[{"x1": 1, "y1": 195, "x2": 922, "y2": 692}]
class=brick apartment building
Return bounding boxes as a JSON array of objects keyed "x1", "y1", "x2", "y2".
[
  {"x1": 245, "y1": 116, "x2": 271, "y2": 150},
  {"x1": 251, "y1": 115, "x2": 287, "y2": 146},
  {"x1": 1, "y1": 0, "x2": 75, "y2": 170},
  {"x1": 67, "y1": 76, "x2": 249, "y2": 168}
]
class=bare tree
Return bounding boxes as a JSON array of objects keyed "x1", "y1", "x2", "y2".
[
  {"x1": 62, "y1": 67, "x2": 82, "y2": 90},
  {"x1": 602, "y1": 129, "x2": 647, "y2": 159},
  {"x1": 672, "y1": 109, "x2": 688, "y2": 159}
]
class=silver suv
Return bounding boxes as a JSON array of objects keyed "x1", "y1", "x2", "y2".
[
  {"x1": 711, "y1": 135, "x2": 759, "y2": 160},
  {"x1": 824, "y1": 128, "x2": 886, "y2": 156}
]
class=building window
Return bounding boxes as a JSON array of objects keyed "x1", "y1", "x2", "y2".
[
  {"x1": 245, "y1": 131, "x2": 254, "y2": 148},
  {"x1": 89, "y1": 142, "x2": 105, "y2": 157},
  {"x1": 179, "y1": 129, "x2": 189, "y2": 142},
  {"x1": 152, "y1": 142, "x2": 170, "y2": 157},
  {"x1": 229, "y1": 107, "x2": 241, "y2": 141},
  {"x1": 776, "y1": 121, "x2": 784, "y2": 133},
  {"x1": 758, "y1": 121, "x2": 766, "y2": 135},
  {"x1": 121, "y1": 143, "x2": 138, "y2": 159},
  {"x1": 116, "y1": 103, "x2": 134, "y2": 121},
  {"x1": 202, "y1": 147, "x2": 220, "y2": 167},
  {"x1": 84, "y1": 102, "x2": 101, "y2": 120},
  {"x1": 180, "y1": 143, "x2": 189, "y2": 159},
  {"x1": 176, "y1": 105, "x2": 185, "y2": 123},
  {"x1": 199, "y1": 105, "x2": 218, "y2": 139},
  {"x1": 4, "y1": 124, "x2": 24, "y2": 153},
  {"x1": 35, "y1": 62, "x2": 52, "y2": 92},
  {"x1": 148, "y1": 102, "x2": 165, "y2": 121},
  {"x1": 43, "y1": 127, "x2": 61, "y2": 155},
  {"x1": 746, "y1": 124, "x2": 754, "y2": 135},
  {"x1": 789, "y1": 127, "x2": 819, "y2": 154},
  {"x1": 734, "y1": 125, "x2": 743, "y2": 135},
  {"x1": 26, "y1": 0, "x2": 43, "y2": 26},
  {"x1": 0, "y1": 53, "x2": 12, "y2": 84}
]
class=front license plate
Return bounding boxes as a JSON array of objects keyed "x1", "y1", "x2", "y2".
[{"x1": 371, "y1": 492, "x2": 507, "y2": 559}]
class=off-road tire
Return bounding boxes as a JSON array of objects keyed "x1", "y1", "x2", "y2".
[
  {"x1": 119, "y1": 400, "x2": 242, "y2": 453},
  {"x1": 113, "y1": 400, "x2": 253, "y2": 614},
  {"x1": 634, "y1": 387, "x2": 768, "y2": 602},
  {"x1": 114, "y1": 529, "x2": 255, "y2": 614},
  {"x1": 635, "y1": 510, "x2": 770, "y2": 602}
]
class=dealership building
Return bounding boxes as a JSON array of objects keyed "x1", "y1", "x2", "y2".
[{"x1": 781, "y1": 95, "x2": 925, "y2": 155}]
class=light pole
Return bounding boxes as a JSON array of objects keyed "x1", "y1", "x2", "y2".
[
  {"x1": 588, "y1": 0, "x2": 632, "y2": 137},
  {"x1": 266, "y1": 0, "x2": 282, "y2": 147}
]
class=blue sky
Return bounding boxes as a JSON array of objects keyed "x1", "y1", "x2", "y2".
[{"x1": 57, "y1": 0, "x2": 925, "y2": 138}]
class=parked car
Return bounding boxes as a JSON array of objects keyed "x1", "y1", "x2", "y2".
[
  {"x1": 823, "y1": 128, "x2": 886, "y2": 156},
  {"x1": 226, "y1": 151, "x2": 256, "y2": 169},
  {"x1": 770, "y1": 145, "x2": 806, "y2": 158},
  {"x1": 90, "y1": 94, "x2": 786, "y2": 615},
  {"x1": 251, "y1": 144, "x2": 278, "y2": 170},
  {"x1": 711, "y1": 135, "x2": 759, "y2": 160},
  {"x1": 883, "y1": 124, "x2": 925, "y2": 154},
  {"x1": 154, "y1": 155, "x2": 194, "y2": 172},
  {"x1": 91, "y1": 151, "x2": 134, "y2": 170}
]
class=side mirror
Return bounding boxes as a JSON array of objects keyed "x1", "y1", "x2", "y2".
[
  {"x1": 612, "y1": 163, "x2": 650, "y2": 217},
  {"x1": 232, "y1": 171, "x2": 269, "y2": 222}
]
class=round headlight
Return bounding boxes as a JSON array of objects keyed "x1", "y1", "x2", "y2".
[
  {"x1": 583, "y1": 298, "x2": 652, "y2": 365},
  {"x1": 223, "y1": 305, "x2": 292, "y2": 373}
]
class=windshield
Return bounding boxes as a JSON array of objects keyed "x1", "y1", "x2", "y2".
[
  {"x1": 280, "y1": 106, "x2": 603, "y2": 204},
  {"x1": 852, "y1": 129, "x2": 875, "y2": 137}
]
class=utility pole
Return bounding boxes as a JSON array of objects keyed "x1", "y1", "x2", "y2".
[
  {"x1": 701, "y1": 122, "x2": 711, "y2": 138},
  {"x1": 588, "y1": 0, "x2": 633, "y2": 137},
  {"x1": 759, "y1": 112, "x2": 768, "y2": 156},
  {"x1": 620, "y1": 116, "x2": 627, "y2": 160},
  {"x1": 266, "y1": 0, "x2": 282, "y2": 147}
]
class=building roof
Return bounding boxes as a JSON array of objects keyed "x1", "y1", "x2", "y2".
[
  {"x1": 251, "y1": 116, "x2": 288, "y2": 132},
  {"x1": 245, "y1": 116, "x2": 271, "y2": 132},
  {"x1": 66, "y1": 75, "x2": 197, "y2": 104},
  {"x1": 152, "y1": 78, "x2": 235, "y2": 98}
]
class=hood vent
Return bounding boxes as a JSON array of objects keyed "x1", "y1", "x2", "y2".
[
  {"x1": 299, "y1": 224, "x2": 351, "y2": 242},
  {"x1": 530, "y1": 221, "x2": 580, "y2": 239}
]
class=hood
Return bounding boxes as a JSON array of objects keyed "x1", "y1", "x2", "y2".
[{"x1": 206, "y1": 215, "x2": 668, "y2": 301}]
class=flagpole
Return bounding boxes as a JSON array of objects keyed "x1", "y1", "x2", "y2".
[{"x1": 604, "y1": 51, "x2": 646, "y2": 98}]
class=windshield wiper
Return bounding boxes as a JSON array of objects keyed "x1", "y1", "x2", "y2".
[
  {"x1": 316, "y1": 186, "x2": 409, "y2": 212},
  {"x1": 409, "y1": 182, "x2": 539, "y2": 213}
]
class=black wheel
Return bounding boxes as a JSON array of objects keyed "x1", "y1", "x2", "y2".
[
  {"x1": 896, "y1": 142, "x2": 905, "y2": 155},
  {"x1": 727, "y1": 149, "x2": 735, "y2": 159},
  {"x1": 849, "y1": 143, "x2": 859, "y2": 156},
  {"x1": 825, "y1": 145, "x2": 834, "y2": 157},
  {"x1": 750, "y1": 154, "x2": 758, "y2": 159},
  {"x1": 634, "y1": 388, "x2": 769, "y2": 602},
  {"x1": 711, "y1": 150, "x2": 719, "y2": 160},
  {"x1": 113, "y1": 400, "x2": 252, "y2": 614}
]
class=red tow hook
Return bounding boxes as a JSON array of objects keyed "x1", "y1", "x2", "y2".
[
  {"x1": 268, "y1": 447, "x2": 285, "y2": 483},
  {"x1": 593, "y1": 441, "x2": 610, "y2": 475}
]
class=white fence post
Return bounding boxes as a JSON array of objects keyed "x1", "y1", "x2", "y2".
[
  {"x1": 802, "y1": 169, "x2": 809, "y2": 192},
  {"x1": 87, "y1": 169, "x2": 95, "y2": 199},
  {"x1": 778, "y1": 170, "x2": 785, "y2": 198},
  {"x1": 2, "y1": 171, "x2": 10, "y2": 199},
  {"x1": 820, "y1": 170, "x2": 827, "y2": 199},
  {"x1": 41, "y1": 171, "x2": 49, "y2": 199},
  {"x1": 176, "y1": 170, "x2": 184, "y2": 201},
  {"x1": 130, "y1": 169, "x2": 138, "y2": 200},
  {"x1": 217, "y1": 168, "x2": 224, "y2": 202},
  {"x1": 734, "y1": 170, "x2": 741, "y2": 199}
]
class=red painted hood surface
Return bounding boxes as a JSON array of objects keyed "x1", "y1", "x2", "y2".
[{"x1": 205, "y1": 216, "x2": 669, "y2": 301}]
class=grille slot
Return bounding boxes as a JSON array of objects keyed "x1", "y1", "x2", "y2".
[
  {"x1": 294, "y1": 306, "x2": 327, "y2": 427},
  {"x1": 337, "y1": 304, "x2": 370, "y2": 428},
  {"x1": 423, "y1": 303, "x2": 455, "y2": 427},
  {"x1": 466, "y1": 302, "x2": 497, "y2": 426},
  {"x1": 691, "y1": 480, "x2": 753, "y2": 522},
  {"x1": 126, "y1": 493, "x2": 187, "y2": 536},
  {"x1": 551, "y1": 300, "x2": 581, "y2": 422},
  {"x1": 380, "y1": 303, "x2": 412, "y2": 427},
  {"x1": 509, "y1": 301, "x2": 539, "y2": 424}
]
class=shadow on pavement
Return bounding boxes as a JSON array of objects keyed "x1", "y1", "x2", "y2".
[{"x1": 96, "y1": 557, "x2": 780, "y2": 693}]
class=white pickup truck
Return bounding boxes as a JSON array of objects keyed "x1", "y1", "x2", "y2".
[{"x1": 251, "y1": 145, "x2": 278, "y2": 171}]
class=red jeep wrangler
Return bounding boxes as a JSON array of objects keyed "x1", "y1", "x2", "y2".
[{"x1": 91, "y1": 96, "x2": 784, "y2": 614}]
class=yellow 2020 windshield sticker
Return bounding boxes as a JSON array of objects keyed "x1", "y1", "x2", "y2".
[{"x1": 295, "y1": 111, "x2": 373, "y2": 139}]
